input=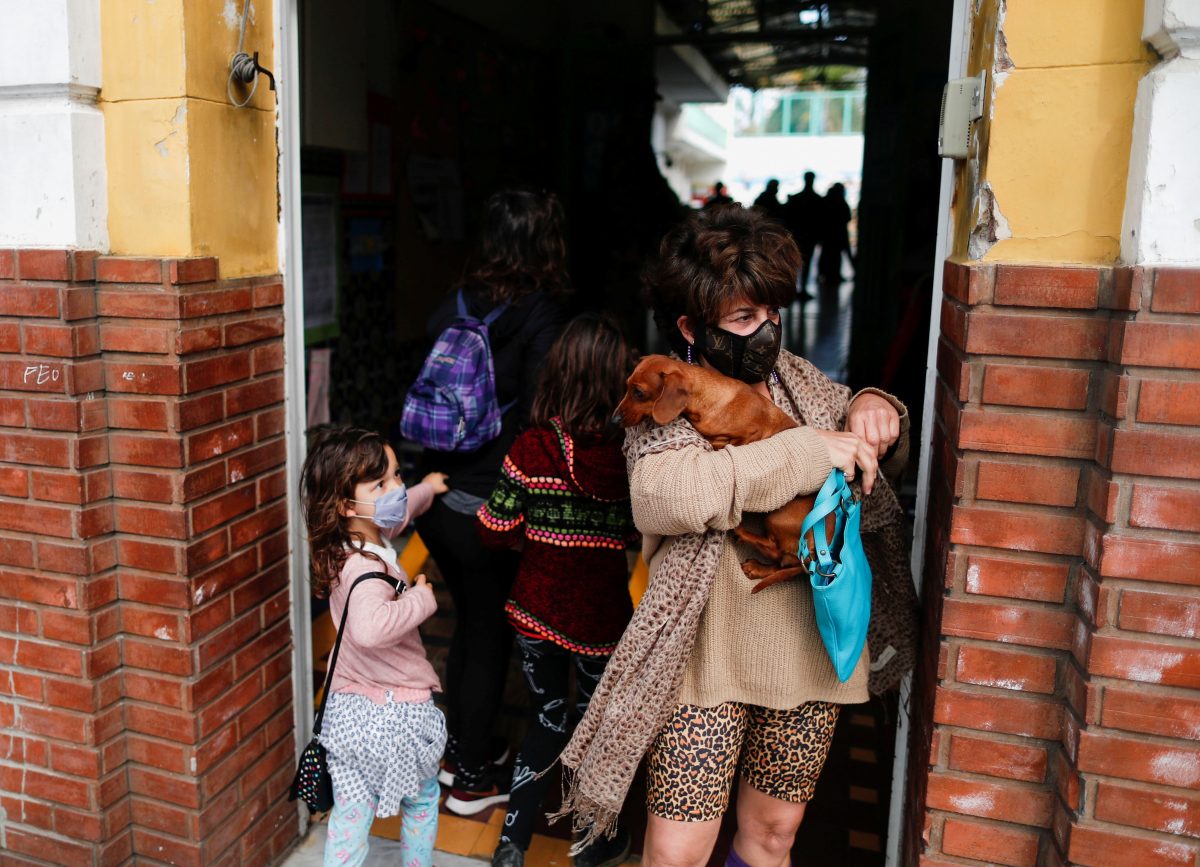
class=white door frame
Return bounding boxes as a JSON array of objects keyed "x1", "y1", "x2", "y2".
[
  {"x1": 884, "y1": 0, "x2": 972, "y2": 863},
  {"x1": 277, "y1": 0, "x2": 314, "y2": 835},
  {"x1": 273, "y1": 0, "x2": 975, "y2": 849}
]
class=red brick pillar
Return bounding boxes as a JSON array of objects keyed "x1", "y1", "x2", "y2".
[
  {"x1": 0, "y1": 249, "x2": 126, "y2": 865},
  {"x1": 910, "y1": 262, "x2": 1200, "y2": 866},
  {"x1": 0, "y1": 249, "x2": 299, "y2": 865},
  {"x1": 912, "y1": 263, "x2": 1107, "y2": 866},
  {"x1": 95, "y1": 257, "x2": 296, "y2": 866},
  {"x1": 1062, "y1": 266, "x2": 1200, "y2": 865}
]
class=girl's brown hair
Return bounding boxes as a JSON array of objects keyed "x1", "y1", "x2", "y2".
[
  {"x1": 643, "y1": 205, "x2": 799, "y2": 355},
  {"x1": 530, "y1": 312, "x2": 635, "y2": 439},
  {"x1": 468, "y1": 188, "x2": 570, "y2": 303},
  {"x1": 300, "y1": 426, "x2": 390, "y2": 598}
]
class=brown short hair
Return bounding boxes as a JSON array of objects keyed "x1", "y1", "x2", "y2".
[
  {"x1": 530, "y1": 312, "x2": 634, "y2": 439},
  {"x1": 643, "y1": 205, "x2": 799, "y2": 355}
]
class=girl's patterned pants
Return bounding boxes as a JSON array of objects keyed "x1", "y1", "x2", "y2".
[
  {"x1": 501, "y1": 634, "x2": 609, "y2": 850},
  {"x1": 323, "y1": 775, "x2": 440, "y2": 867}
]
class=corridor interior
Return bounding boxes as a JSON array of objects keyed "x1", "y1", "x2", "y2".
[
  {"x1": 294, "y1": 0, "x2": 951, "y2": 863},
  {"x1": 304, "y1": 281, "x2": 901, "y2": 867}
]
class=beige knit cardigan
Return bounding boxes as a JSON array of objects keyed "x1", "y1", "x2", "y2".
[{"x1": 632, "y1": 356, "x2": 908, "y2": 709}]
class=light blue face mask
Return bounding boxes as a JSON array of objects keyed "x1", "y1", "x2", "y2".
[{"x1": 353, "y1": 486, "x2": 409, "y2": 532}]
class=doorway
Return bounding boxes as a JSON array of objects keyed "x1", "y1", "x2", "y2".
[{"x1": 278, "y1": 1, "x2": 967, "y2": 864}]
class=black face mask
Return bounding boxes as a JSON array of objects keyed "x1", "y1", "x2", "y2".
[{"x1": 693, "y1": 317, "x2": 782, "y2": 383}]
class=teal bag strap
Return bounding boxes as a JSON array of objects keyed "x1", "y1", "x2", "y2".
[{"x1": 800, "y1": 470, "x2": 854, "y2": 578}]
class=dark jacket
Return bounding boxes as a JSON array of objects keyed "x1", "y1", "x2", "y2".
[{"x1": 418, "y1": 283, "x2": 566, "y2": 498}]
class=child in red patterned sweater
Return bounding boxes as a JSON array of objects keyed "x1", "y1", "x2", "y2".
[{"x1": 476, "y1": 314, "x2": 638, "y2": 867}]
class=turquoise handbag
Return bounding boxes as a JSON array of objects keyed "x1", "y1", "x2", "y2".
[{"x1": 799, "y1": 469, "x2": 873, "y2": 682}]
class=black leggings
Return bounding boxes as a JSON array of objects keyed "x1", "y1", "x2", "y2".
[
  {"x1": 416, "y1": 498, "x2": 518, "y2": 778},
  {"x1": 501, "y1": 634, "x2": 608, "y2": 849}
]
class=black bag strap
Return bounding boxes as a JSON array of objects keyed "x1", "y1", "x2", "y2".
[{"x1": 313, "y1": 571, "x2": 401, "y2": 734}]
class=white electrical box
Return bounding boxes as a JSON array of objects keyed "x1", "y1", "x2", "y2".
[{"x1": 938, "y1": 75, "x2": 984, "y2": 159}]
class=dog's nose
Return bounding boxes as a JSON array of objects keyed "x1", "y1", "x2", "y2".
[{"x1": 610, "y1": 411, "x2": 623, "y2": 426}]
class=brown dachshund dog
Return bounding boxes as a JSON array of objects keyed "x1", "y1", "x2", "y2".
[{"x1": 614, "y1": 354, "x2": 834, "y2": 593}]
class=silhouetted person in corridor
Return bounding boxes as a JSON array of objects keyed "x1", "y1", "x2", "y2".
[
  {"x1": 704, "y1": 181, "x2": 734, "y2": 210},
  {"x1": 817, "y1": 182, "x2": 854, "y2": 288},
  {"x1": 753, "y1": 179, "x2": 784, "y2": 221},
  {"x1": 782, "y1": 171, "x2": 822, "y2": 295}
]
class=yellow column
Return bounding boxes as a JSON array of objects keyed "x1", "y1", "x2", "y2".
[
  {"x1": 100, "y1": 0, "x2": 278, "y2": 277},
  {"x1": 954, "y1": 0, "x2": 1152, "y2": 264}
]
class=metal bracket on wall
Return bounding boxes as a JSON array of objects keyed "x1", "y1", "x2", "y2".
[
  {"x1": 229, "y1": 49, "x2": 276, "y2": 107},
  {"x1": 227, "y1": 2, "x2": 277, "y2": 107}
]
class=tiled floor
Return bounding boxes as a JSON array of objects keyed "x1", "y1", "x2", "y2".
[
  {"x1": 784, "y1": 278, "x2": 856, "y2": 382},
  {"x1": 283, "y1": 823, "x2": 487, "y2": 867},
  {"x1": 282, "y1": 800, "x2": 591, "y2": 867},
  {"x1": 369, "y1": 801, "x2": 577, "y2": 865}
]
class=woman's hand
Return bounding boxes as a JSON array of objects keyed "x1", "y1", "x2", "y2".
[
  {"x1": 814, "y1": 429, "x2": 879, "y2": 495},
  {"x1": 422, "y1": 472, "x2": 450, "y2": 494},
  {"x1": 846, "y1": 394, "x2": 900, "y2": 459}
]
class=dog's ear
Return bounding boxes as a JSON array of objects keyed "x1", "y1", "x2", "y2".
[{"x1": 651, "y1": 370, "x2": 689, "y2": 425}]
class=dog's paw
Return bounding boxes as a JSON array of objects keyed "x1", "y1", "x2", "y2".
[
  {"x1": 741, "y1": 559, "x2": 769, "y2": 580},
  {"x1": 749, "y1": 567, "x2": 807, "y2": 593}
]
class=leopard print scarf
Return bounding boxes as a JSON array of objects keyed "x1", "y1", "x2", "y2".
[
  {"x1": 552, "y1": 414, "x2": 722, "y2": 850},
  {"x1": 552, "y1": 351, "x2": 916, "y2": 847}
]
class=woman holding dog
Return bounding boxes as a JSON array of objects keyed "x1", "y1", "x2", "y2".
[{"x1": 555, "y1": 206, "x2": 911, "y2": 867}]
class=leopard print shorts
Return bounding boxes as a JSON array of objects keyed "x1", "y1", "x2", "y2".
[{"x1": 645, "y1": 701, "x2": 840, "y2": 822}]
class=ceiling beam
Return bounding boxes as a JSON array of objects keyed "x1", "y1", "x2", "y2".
[{"x1": 655, "y1": 25, "x2": 874, "y2": 47}]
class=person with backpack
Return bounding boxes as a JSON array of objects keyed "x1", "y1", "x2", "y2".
[{"x1": 404, "y1": 188, "x2": 569, "y2": 815}]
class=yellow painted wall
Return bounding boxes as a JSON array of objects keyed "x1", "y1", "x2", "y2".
[
  {"x1": 104, "y1": 99, "x2": 193, "y2": 257},
  {"x1": 1002, "y1": 0, "x2": 1148, "y2": 69},
  {"x1": 954, "y1": 0, "x2": 1152, "y2": 264},
  {"x1": 188, "y1": 98, "x2": 279, "y2": 277},
  {"x1": 100, "y1": 1, "x2": 277, "y2": 278},
  {"x1": 949, "y1": 0, "x2": 1001, "y2": 262}
]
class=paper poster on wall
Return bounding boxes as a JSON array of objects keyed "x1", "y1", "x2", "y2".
[
  {"x1": 306, "y1": 347, "x2": 332, "y2": 428},
  {"x1": 407, "y1": 155, "x2": 463, "y2": 241},
  {"x1": 301, "y1": 193, "x2": 338, "y2": 341}
]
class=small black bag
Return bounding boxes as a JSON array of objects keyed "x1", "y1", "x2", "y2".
[{"x1": 289, "y1": 571, "x2": 399, "y2": 813}]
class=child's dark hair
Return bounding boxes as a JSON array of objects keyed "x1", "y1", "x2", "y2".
[
  {"x1": 300, "y1": 426, "x2": 390, "y2": 598},
  {"x1": 530, "y1": 312, "x2": 635, "y2": 439},
  {"x1": 468, "y1": 188, "x2": 570, "y2": 303}
]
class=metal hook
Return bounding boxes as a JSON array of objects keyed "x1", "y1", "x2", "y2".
[{"x1": 252, "y1": 51, "x2": 276, "y2": 92}]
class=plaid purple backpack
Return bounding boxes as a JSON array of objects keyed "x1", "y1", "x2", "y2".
[{"x1": 400, "y1": 289, "x2": 514, "y2": 452}]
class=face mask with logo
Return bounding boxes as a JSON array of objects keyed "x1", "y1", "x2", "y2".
[
  {"x1": 352, "y1": 486, "x2": 409, "y2": 538},
  {"x1": 693, "y1": 316, "x2": 782, "y2": 384}
]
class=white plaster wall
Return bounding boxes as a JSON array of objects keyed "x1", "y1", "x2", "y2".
[
  {"x1": 0, "y1": 0, "x2": 108, "y2": 249},
  {"x1": 0, "y1": 0, "x2": 97, "y2": 87},
  {"x1": 657, "y1": 102, "x2": 727, "y2": 205},
  {"x1": 1121, "y1": 0, "x2": 1200, "y2": 264}
]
